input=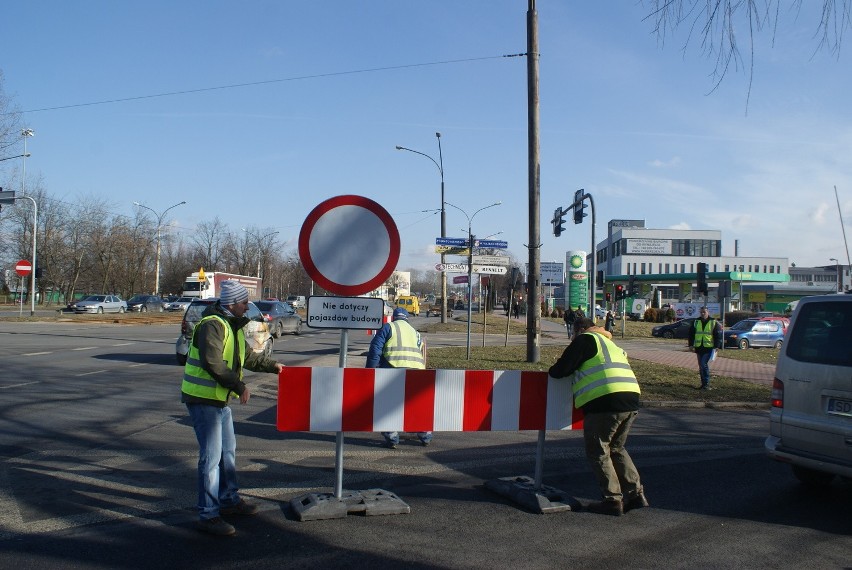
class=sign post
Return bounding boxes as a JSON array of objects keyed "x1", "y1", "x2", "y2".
[
  {"x1": 15, "y1": 260, "x2": 31, "y2": 317},
  {"x1": 293, "y1": 195, "x2": 408, "y2": 519}
]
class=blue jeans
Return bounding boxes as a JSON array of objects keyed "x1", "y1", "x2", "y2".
[
  {"x1": 696, "y1": 350, "x2": 713, "y2": 388},
  {"x1": 186, "y1": 404, "x2": 241, "y2": 520}
]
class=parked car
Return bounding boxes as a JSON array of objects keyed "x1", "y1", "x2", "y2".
[
  {"x1": 73, "y1": 295, "x2": 127, "y2": 314},
  {"x1": 766, "y1": 293, "x2": 852, "y2": 486},
  {"x1": 175, "y1": 298, "x2": 273, "y2": 365},
  {"x1": 651, "y1": 318, "x2": 696, "y2": 339},
  {"x1": 253, "y1": 300, "x2": 302, "y2": 337},
  {"x1": 126, "y1": 294, "x2": 166, "y2": 313},
  {"x1": 758, "y1": 316, "x2": 790, "y2": 334},
  {"x1": 165, "y1": 296, "x2": 194, "y2": 312},
  {"x1": 723, "y1": 318, "x2": 784, "y2": 349}
]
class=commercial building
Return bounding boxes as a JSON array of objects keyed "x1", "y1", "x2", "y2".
[{"x1": 587, "y1": 219, "x2": 790, "y2": 312}]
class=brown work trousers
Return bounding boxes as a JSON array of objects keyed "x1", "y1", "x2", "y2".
[{"x1": 583, "y1": 410, "x2": 643, "y2": 502}]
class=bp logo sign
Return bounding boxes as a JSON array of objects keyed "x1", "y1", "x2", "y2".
[{"x1": 569, "y1": 255, "x2": 584, "y2": 269}]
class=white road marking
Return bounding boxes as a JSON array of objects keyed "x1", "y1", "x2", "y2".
[
  {"x1": 0, "y1": 381, "x2": 40, "y2": 389},
  {"x1": 75, "y1": 370, "x2": 107, "y2": 376},
  {"x1": 22, "y1": 351, "x2": 52, "y2": 356},
  {"x1": 72, "y1": 346, "x2": 97, "y2": 351}
]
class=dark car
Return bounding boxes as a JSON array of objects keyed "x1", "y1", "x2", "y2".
[
  {"x1": 253, "y1": 300, "x2": 302, "y2": 337},
  {"x1": 126, "y1": 294, "x2": 165, "y2": 312},
  {"x1": 651, "y1": 318, "x2": 695, "y2": 339},
  {"x1": 723, "y1": 318, "x2": 784, "y2": 349}
]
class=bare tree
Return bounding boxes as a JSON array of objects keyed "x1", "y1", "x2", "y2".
[{"x1": 645, "y1": 1, "x2": 852, "y2": 106}]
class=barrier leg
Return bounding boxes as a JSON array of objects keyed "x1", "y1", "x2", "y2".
[{"x1": 484, "y1": 430, "x2": 580, "y2": 514}]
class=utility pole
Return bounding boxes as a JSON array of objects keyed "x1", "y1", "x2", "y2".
[{"x1": 526, "y1": 0, "x2": 541, "y2": 363}]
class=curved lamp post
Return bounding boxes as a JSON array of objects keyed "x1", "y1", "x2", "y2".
[
  {"x1": 133, "y1": 200, "x2": 186, "y2": 295},
  {"x1": 396, "y1": 133, "x2": 448, "y2": 322},
  {"x1": 19, "y1": 128, "x2": 36, "y2": 316},
  {"x1": 446, "y1": 200, "x2": 502, "y2": 359}
]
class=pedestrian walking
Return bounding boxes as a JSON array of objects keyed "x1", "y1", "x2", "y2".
[
  {"x1": 548, "y1": 317, "x2": 649, "y2": 516},
  {"x1": 687, "y1": 306, "x2": 723, "y2": 390}
]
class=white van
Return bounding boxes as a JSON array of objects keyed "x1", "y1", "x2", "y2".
[
  {"x1": 286, "y1": 295, "x2": 306, "y2": 309},
  {"x1": 765, "y1": 294, "x2": 852, "y2": 486}
]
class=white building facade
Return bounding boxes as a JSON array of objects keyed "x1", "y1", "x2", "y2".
[{"x1": 595, "y1": 219, "x2": 788, "y2": 280}]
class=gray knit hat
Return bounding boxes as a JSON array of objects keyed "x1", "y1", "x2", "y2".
[{"x1": 219, "y1": 280, "x2": 249, "y2": 306}]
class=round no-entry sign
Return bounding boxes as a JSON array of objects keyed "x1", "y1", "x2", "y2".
[
  {"x1": 15, "y1": 259, "x2": 32, "y2": 277},
  {"x1": 299, "y1": 195, "x2": 400, "y2": 296}
]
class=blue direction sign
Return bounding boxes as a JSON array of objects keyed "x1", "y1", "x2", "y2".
[
  {"x1": 436, "y1": 237, "x2": 468, "y2": 246},
  {"x1": 477, "y1": 239, "x2": 508, "y2": 249}
]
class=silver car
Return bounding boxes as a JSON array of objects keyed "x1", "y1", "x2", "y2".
[
  {"x1": 74, "y1": 295, "x2": 127, "y2": 314},
  {"x1": 766, "y1": 294, "x2": 852, "y2": 486},
  {"x1": 165, "y1": 296, "x2": 195, "y2": 312}
]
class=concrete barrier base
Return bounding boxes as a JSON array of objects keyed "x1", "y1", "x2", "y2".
[
  {"x1": 485, "y1": 475, "x2": 580, "y2": 514},
  {"x1": 290, "y1": 488, "x2": 410, "y2": 521}
]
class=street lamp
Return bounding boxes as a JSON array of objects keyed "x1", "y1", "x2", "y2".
[
  {"x1": 830, "y1": 258, "x2": 840, "y2": 292},
  {"x1": 396, "y1": 133, "x2": 448, "y2": 323},
  {"x1": 13, "y1": 195, "x2": 37, "y2": 316},
  {"x1": 446, "y1": 200, "x2": 502, "y2": 359},
  {"x1": 20, "y1": 128, "x2": 36, "y2": 316},
  {"x1": 133, "y1": 200, "x2": 186, "y2": 295}
]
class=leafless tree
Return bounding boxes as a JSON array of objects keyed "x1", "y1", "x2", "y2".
[{"x1": 645, "y1": 0, "x2": 852, "y2": 107}]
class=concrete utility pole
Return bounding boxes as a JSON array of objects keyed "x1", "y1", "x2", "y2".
[{"x1": 526, "y1": 0, "x2": 541, "y2": 363}]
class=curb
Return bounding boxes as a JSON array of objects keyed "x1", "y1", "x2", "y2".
[{"x1": 641, "y1": 400, "x2": 770, "y2": 410}]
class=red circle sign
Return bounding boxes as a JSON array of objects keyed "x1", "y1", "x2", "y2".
[
  {"x1": 15, "y1": 259, "x2": 32, "y2": 276},
  {"x1": 298, "y1": 195, "x2": 400, "y2": 296}
]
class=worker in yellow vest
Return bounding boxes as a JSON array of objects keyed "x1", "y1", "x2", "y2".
[
  {"x1": 181, "y1": 280, "x2": 284, "y2": 536},
  {"x1": 688, "y1": 306, "x2": 723, "y2": 390},
  {"x1": 549, "y1": 317, "x2": 648, "y2": 516},
  {"x1": 366, "y1": 307, "x2": 430, "y2": 448}
]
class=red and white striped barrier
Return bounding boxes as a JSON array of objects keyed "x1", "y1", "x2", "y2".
[{"x1": 277, "y1": 367, "x2": 583, "y2": 432}]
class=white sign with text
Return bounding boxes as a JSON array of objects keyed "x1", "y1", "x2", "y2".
[{"x1": 306, "y1": 296, "x2": 386, "y2": 330}]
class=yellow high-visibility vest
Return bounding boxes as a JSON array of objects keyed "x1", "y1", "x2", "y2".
[
  {"x1": 181, "y1": 314, "x2": 246, "y2": 402},
  {"x1": 383, "y1": 320, "x2": 425, "y2": 369},
  {"x1": 572, "y1": 332, "x2": 640, "y2": 408},
  {"x1": 693, "y1": 319, "x2": 717, "y2": 348}
]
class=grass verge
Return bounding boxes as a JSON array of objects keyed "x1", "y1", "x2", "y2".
[{"x1": 426, "y1": 345, "x2": 771, "y2": 404}]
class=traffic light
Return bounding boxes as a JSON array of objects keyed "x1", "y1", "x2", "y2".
[
  {"x1": 551, "y1": 206, "x2": 566, "y2": 237},
  {"x1": 605, "y1": 292, "x2": 611, "y2": 302},
  {"x1": 615, "y1": 285, "x2": 625, "y2": 300},
  {"x1": 573, "y1": 189, "x2": 587, "y2": 225},
  {"x1": 697, "y1": 262, "x2": 708, "y2": 295},
  {"x1": 628, "y1": 275, "x2": 638, "y2": 297}
]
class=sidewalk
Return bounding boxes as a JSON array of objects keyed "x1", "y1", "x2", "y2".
[{"x1": 538, "y1": 317, "x2": 774, "y2": 386}]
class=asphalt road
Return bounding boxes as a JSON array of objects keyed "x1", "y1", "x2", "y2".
[{"x1": 0, "y1": 320, "x2": 849, "y2": 569}]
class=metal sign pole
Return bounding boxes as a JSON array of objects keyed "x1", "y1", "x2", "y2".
[{"x1": 335, "y1": 328, "x2": 349, "y2": 499}]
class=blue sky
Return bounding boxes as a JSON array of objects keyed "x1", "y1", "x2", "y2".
[{"x1": 2, "y1": 1, "x2": 851, "y2": 274}]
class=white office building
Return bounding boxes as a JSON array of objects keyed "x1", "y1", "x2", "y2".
[{"x1": 595, "y1": 219, "x2": 788, "y2": 279}]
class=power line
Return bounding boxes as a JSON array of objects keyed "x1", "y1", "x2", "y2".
[{"x1": 6, "y1": 54, "x2": 522, "y2": 116}]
